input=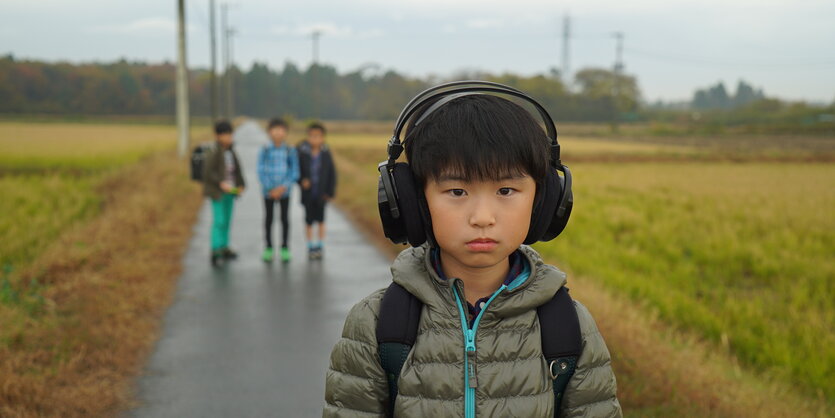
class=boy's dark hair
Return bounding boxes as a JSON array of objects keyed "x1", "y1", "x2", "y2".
[
  {"x1": 404, "y1": 94, "x2": 549, "y2": 187},
  {"x1": 268, "y1": 117, "x2": 288, "y2": 130},
  {"x1": 307, "y1": 122, "x2": 326, "y2": 134},
  {"x1": 214, "y1": 120, "x2": 233, "y2": 134}
]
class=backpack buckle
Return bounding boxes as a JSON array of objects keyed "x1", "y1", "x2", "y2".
[{"x1": 548, "y1": 359, "x2": 569, "y2": 380}]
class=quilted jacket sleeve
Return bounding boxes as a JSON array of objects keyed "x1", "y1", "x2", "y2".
[
  {"x1": 324, "y1": 289, "x2": 388, "y2": 418},
  {"x1": 560, "y1": 300, "x2": 622, "y2": 418}
]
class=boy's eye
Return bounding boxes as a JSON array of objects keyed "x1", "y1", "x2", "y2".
[
  {"x1": 448, "y1": 189, "x2": 466, "y2": 197},
  {"x1": 498, "y1": 187, "x2": 515, "y2": 196}
]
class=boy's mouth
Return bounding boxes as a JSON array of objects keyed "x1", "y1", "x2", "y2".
[{"x1": 466, "y1": 238, "x2": 498, "y2": 252}]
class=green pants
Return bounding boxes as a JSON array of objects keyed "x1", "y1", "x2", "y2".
[{"x1": 211, "y1": 193, "x2": 236, "y2": 251}]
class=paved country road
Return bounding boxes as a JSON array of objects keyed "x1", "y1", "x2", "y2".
[{"x1": 129, "y1": 121, "x2": 392, "y2": 417}]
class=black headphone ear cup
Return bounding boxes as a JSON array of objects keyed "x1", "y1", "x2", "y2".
[
  {"x1": 542, "y1": 184, "x2": 572, "y2": 241},
  {"x1": 524, "y1": 169, "x2": 561, "y2": 245},
  {"x1": 391, "y1": 163, "x2": 427, "y2": 247},
  {"x1": 377, "y1": 174, "x2": 408, "y2": 244}
]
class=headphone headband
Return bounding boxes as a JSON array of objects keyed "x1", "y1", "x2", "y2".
[{"x1": 386, "y1": 80, "x2": 560, "y2": 166}]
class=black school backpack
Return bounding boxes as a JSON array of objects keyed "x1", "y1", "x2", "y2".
[
  {"x1": 190, "y1": 142, "x2": 216, "y2": 182},
  {"x1": 376, "y1": 283, "x2": 583, "y2": 418}
]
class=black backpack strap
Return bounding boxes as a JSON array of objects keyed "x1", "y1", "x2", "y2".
[
  {"x1": 376, "y1": 283, "x2": 423, "y2": 418},
  {"x1": 537, "y1": 287, "x2": 583, "y2": 416}
]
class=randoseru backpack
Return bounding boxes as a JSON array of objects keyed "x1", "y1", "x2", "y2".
[{"x1": 190, "y1": 142, "x2": 216, "y2": 182}]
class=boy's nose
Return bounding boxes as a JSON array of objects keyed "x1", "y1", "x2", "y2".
[{"x1": 469, "y1": 202, "x2": 496, "y2": 228}]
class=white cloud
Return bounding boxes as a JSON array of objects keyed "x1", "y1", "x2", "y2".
[
  {"x1": 269, "y1": 22, "x2": 383, "y2": 39},
  {"x1": 464, "y1": 19, "x2": 504, "y2": 30},
  {"x1": 441, "y1": 23, "x2": 458, "y2": 34},
  {"x1": 90, "y1": 17, "x2": 196, "y2": 35}
]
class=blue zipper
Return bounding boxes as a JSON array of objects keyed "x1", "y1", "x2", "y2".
[{"x1": 453, "y1": 282, "x2": 508, "y2": 418}]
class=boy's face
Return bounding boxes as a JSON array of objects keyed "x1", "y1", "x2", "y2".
[
  {"x1": 308, "y1": 129, "x2": 325, "y2": 147},
  {"x1": 269, "y1": 126, "x2": 287, "y2": 143},
  {"x1": 424, "y1": 173, "x2": 536, "y2": 271},
  {"x1": 216, "y1": 132, "x2": 233, "y2": 147}
]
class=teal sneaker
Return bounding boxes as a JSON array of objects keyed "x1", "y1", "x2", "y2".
[
  {"x1": 262, "y1": 247, "x2": 274, "y2": 262},
  {"x1": 280, "y1": 247, "x2": 291, "y2": 263}
]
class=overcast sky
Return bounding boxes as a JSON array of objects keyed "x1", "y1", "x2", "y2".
[{"x1": 2, "y1": 0, "x2": 834, "y2": 103}]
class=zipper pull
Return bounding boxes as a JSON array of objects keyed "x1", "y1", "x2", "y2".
[{"x1": 466, "y1": 329, "x2": 478, "y2": 388}]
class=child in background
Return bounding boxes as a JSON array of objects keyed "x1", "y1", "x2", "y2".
[
  {"x1": 298, "y1": 122, "x2": 336, "y2": 259},
  {"x1": 202, "y1": 120, "x2": 245, "y2": 267},
  {"x1": 257, "y1": 118, "x2": 300, "y2": 263}
]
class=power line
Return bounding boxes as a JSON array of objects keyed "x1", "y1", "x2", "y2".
[{"x1": 188, "y1": 0, "x2": 210, "y2": 29}]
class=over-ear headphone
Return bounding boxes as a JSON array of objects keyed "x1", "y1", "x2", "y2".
[{"x1": 377, "y1": 80, "x2": 573, "y2": 247}]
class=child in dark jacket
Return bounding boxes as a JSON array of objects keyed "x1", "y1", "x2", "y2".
[
  {"x1": 297, "y1": 122, "x2": 336, "y2": 259},
  {"x1": 324, "y1": 83, "x2": 621, "y2": 417},
  {"x1": 202, "y1": 120, "x2": 245, "y2": 267}
]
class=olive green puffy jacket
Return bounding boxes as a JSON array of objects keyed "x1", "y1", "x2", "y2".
[{"x1": 324, "y1": 245, "x2": 621, "y2": 417}]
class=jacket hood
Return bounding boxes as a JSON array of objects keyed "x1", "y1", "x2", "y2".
[{"x1": 391, "y1": 244, "x2": 567, "y2": 320}]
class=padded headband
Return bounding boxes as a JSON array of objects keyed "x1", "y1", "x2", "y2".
[{"x1": 384, "y1": 80, "x2": 561, "y2": 168}]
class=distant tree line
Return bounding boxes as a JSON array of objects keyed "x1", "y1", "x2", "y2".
[
  {"x1": 0, "y1": 55, "x2": 639, "y2": 122},
  {"x1": 4, "y1": 54, "x2": 829, "y2": 134},
  {"x1": 691, "y1": 80, "x2": 766, "y2": 110},
  {"x1": 644, "y1": 79, "x2": 834, "y2": 135}
]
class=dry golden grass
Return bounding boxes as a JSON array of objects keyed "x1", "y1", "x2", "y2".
[{"x1": 0, "y1": 152, "x2": 202, "y2": 417}]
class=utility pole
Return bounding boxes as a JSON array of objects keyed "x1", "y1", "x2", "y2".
[
  {"x1": 227, "y1": 26, "x2": 236, "y2": 118},
  {"x1": 561, "y1": 14, "x2": 571, "y2": 85},
  {"x1": 220, "y1": 2, "x2": 228, "y2": 119},
  {"x1": 175, "y1": 0, "x2": 190, "y2": 158},
  {"x1": 311, "y1": 30, "x2": 322, "y2": 118},
  {"x1": 612, "y1": 31, "x2": 624, "y2": 132},
  {"x1": 209, "y1": 0, "x2": 218, "y2": 123}
]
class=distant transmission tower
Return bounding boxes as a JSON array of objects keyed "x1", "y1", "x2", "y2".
[
  {"x1": 311, "y1": 30, "x2": 322, "y2": 65},
  {"x1": 612, "y1": 31, "x2": 624, "y2": 132},
  {"x1": 561, "y1": 14, "x2": 571, "y2": 84}
]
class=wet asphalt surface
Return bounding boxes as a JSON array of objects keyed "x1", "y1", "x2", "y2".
[{"x1": 129, "y1": 121, "x2": 392, "y2": 417}]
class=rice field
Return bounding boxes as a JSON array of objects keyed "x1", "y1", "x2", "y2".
[
  {"x1": 534, "y1": 162, "x2": 835, "y2": 400},
  {"x1": 0, "y1": 122, "x2": 177, "y2": 172}
]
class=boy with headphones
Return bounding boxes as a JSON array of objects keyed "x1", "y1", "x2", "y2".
[{"x1": 324, "y1": 82, "x2": 621, "y2": 417}]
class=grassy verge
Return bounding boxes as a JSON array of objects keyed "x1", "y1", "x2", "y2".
[
  {"x1": 0, "y1": 153, "x2": 202, "y2": 416},
  {"x1": 328, "y1": 131, "x2": 833, "y2": 416},
  {"x1": 0, "y1": 175, "x2": 100, "y2": 268},
  {"x1": 0, "y1": 121, "x2": 205, "y2": 416}
]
